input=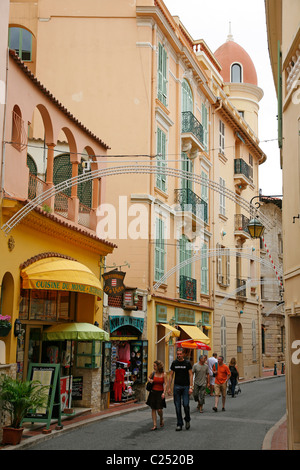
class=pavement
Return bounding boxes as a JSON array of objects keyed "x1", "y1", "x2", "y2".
[{"x1": 0, "y1": 368, "x2": 287, "y2": 451}]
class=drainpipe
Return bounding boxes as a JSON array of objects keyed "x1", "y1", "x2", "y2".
[{"x1": 0, "y1": 47, "x2": 9, "y2": 198}]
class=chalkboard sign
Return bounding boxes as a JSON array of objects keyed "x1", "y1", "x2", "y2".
[
  {"x1": 22, "y1": 363, "x2": 62, "y2": 431},
  {"x1": 72, "y1": 376, "x2": 83, "y2": 400}
]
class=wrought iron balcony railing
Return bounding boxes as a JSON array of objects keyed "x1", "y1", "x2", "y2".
[
  {"x1": 174, "y1": 187, "x2": 208, "y2": 223},
  {"x1": 179, "y1": 274, "x2": 197, "y2": 302},
  {"x1": 182, "y1": 111, "x2": 204, "y2": 146},
  {"x1": 236, "y1": 278, "x2": 247, "y2": 298},
  {"x1": 234, "y1": 159, "x2": 253, "y2": 182},
  {"x1": 234, "y1": 214, "x2": 250, "y2": 234}
]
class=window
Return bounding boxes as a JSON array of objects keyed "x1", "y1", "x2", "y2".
[
  {"x1": 158, "y1": 43, "x2": 168, "y2": 106},
  {"x1": 182, "y1": 79, "x2": 193, "y2": 112},
  {"x1": 155, "y1": 218, "x2": 166, "y2": 282},
  {"x1": 220, "y1": 316, "x2": 226, "y2": 361},
  {"x1": 216, "y1": 243, "x2": 230, "y2": 286},
  {"x1": 181, "y1": 152, "x2": 193, "y2": 191},
  {"x1": 201, "y1": 171, "x2": 208, "y2": 219},
  {"x1": 201, "y1": 243, "x2": 209, "y2": 294},
  {"x1": 231, "y1": 63, "x2": 242, "y2": 83},
  {"x1": 156, "y1": 128, "x2": 167, "y2": 192},
  {"x1": 202, "y1": 103, "x2": 208, "y2": 151},
  {"x1": 9, "y1": 27, "x2": 33, "y2": 61},
  {"x1": 53, "y1": 154, "x2": 92, "y2": 207},
  {"x1": 219, "y1": 177, "x2": 226, "y2": 216},
  {"x1": 219, "y1": 120, "x2": 225, "y2": 154},
  {"x1": 179, "y1": 235, "x2": 192, "y2": 279}
]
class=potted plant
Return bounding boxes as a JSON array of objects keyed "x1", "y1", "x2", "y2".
[
  {"x1": 0, "y1": 315, "x2": 12, "y2": 337},
  {"x1": 0, "y1": 375, "x2": 49, "y2": 445}
]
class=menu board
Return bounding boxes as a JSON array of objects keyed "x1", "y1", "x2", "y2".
[{"x1": 22, "y1": 363, "x2": 61, "y2": 430}]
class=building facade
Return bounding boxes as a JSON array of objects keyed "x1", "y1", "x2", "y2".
[
  {"x1": 259, "y1": 197, "x2": 284, "y2": 369},
  {"x1": 0, "y1": 2, "x2": 117, "y2": 434},
  {"x1": 7, "y1": 0, "x2": 270, "y2": 400},
  {"x1": 265, "y1": 0, "x2": 300, "y2": 450}
]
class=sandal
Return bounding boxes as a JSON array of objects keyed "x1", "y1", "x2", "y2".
[
  {"x1": 151, "y1": 426, "x2": 157, "y2": 431},
  {"x1": 160, "y1": 419, "x2": 164, "y2": 428}
]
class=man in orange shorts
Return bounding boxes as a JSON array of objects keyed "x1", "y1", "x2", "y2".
[{"x1": 212, "y1": 356, "x2": 231, "y2": 412}]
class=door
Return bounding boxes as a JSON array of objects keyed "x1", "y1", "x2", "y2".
[{"x1": 24, "y1": 325, "x2": 43, "y2": 380}]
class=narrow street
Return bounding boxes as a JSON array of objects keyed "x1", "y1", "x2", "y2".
[{"x1": 26, "y1": 377, "x2": 286, "y2": 451}]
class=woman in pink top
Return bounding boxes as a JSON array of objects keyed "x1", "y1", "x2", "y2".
[{"x1": 146, "y1": 360, "x2": 167, "y2": 430}]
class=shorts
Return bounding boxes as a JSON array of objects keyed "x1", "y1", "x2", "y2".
[
  {"x1": 214, "y1": 382, "x2": 227, "y2": 397},
  {"x1": 209, "y1": 375, "x2": 215, "y2": 386}
]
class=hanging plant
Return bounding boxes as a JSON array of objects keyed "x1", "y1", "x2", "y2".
[{"x1": 0, "y1": 315, "x2": 12, "y2": 337}]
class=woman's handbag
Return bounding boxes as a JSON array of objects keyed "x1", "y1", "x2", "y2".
[{"x1": 146, "y1": 372, "x2": 154, "y2": 392}]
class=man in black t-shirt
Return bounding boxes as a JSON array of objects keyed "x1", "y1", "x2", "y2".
[{"x1": 168, "y1": 348, "x2": 193, "y2": 431}]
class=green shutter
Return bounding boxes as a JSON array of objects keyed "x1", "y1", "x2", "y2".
[
  {"x1": 158, "y1": 43, "x2": 167, "y2": 106},
  {"x1": 156, "y1": 128, "x2": 167, "y2": 192},
  {"x1": 155, "y1": 218, "x2": 165, "y2": 281}
]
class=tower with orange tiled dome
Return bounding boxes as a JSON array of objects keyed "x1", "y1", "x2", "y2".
[{"x1": 214, "y1": 24, "x2": 263, "y2": 136}]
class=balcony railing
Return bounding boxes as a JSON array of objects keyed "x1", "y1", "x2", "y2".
[
  {"x1": 182, "y1": 111, "x2": 204, "y2": 146},
  {"x1": 179, "y1": 274, "x2": 197, "y2": 302},
  {"x1": 28, "y1": 173, "x2": 92, "y2": 228},
  {"x1": 78, "y1": 202, "x2": 92, "y2": 229},
  {"x1": 174, "y1": 188, "x2": 208, "y2": 223},
  {"x1": 234, "y1": 214, "x2": 250, "y2": 234},
  {"x1": 236, "y1": 278, "x2": 247, "y2": 298},
  {"x1": 234, "y1": 159, "x2": 253, "y2": 182},
  {"x1": 28, "y1": 173, "x2": 48, "y2": 200}
]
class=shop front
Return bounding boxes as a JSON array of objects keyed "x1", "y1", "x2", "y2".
[
  {"x1": 154, "y1": 303, "x2": 212, "y2": 370},
  {"x1": 108, "y1": 315, "x2": 148, "y2": 403},
  {"x1": 16, "y1": 254, "x2": 109, "y2": 412}
]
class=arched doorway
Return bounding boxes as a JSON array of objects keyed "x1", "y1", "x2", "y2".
[{"x1": 237, "y1": 323, "x2": 244, "y2": 377}]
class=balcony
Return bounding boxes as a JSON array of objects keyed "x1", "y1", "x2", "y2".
[
  {"x1": 28, "y1": 173, "x2": 94, "y2": 229},
  {"x1": 174, "y1": 188, "x2": 208, "y2": 223},
  {"x1": 181, "y1": 111, "x2": 205, "y2": 156},
  {"x1": 234, "y1": 214, "x2": 250, "y2": 240},
  {"x1": 179, "y1": 274, "x2": 197, "y2": 302},
  {"x1": 236, "y1": 278, "x2": 247, "y2": 299},
  {"x1": 234, "y1": 158, "x2": 253, "y2": 192}
]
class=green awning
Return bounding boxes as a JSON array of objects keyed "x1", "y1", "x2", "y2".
[{"x1": 42, "y1": 322, "x2": 109, "y2": 341}]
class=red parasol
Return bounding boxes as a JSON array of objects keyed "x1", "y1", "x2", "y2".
[{"x1": 178, "y1": 340, "x2": 211, "y2": 350}]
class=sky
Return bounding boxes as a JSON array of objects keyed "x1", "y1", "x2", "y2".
[{"x1": 164, "y1": 0, "x2": 283, "y2": 197}]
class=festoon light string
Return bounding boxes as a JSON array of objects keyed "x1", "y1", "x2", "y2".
[{"x1": 261, "y1": 236, "x2": 283, "y2": 288}]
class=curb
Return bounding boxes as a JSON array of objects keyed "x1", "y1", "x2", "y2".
[{"x1": 262, "y1": 413, "x2": 287, "y2": 450}]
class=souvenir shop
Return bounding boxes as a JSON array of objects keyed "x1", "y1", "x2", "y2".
[{"x1": 108, "y1": 316, "x2": 148, "y2": 403}]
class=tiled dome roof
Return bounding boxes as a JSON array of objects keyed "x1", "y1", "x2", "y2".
[{"x1": 214, "y1": 39, "x2": 258, "y2": 86}]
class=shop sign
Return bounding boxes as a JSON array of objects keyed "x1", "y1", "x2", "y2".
[
  {"x1": 109, "y1": 315, "x2": 144, "y2": 333},
  {"x1": 102, "y1": 270, "x2": 126, "y2": 296},
  {"x1": 28, "y1": 280, "x2": 102, "y2": 297}
]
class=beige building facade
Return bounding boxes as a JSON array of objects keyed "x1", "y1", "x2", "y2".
[
  {"x1": 7, "y1": 0, "x2": 270, "y2": 397},
  {"x1": 265, "y1": 0, "x2": 300, "y2": 450}
]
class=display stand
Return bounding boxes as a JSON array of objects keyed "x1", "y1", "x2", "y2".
[
  {"x1": 122, "y1": 364, "x2": 135, "y2": 402},
  {"x1": 22, "y1": 363, "x2": 63, "y2": 432}
]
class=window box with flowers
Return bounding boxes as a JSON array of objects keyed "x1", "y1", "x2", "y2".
[{"x1": 0, "y1": 315, "x2": 12, "y2": 337}]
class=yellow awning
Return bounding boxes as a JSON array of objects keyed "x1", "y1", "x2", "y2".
[
  {"x1": 160, "y1": 324, "x2": 180, "y2": 337},
  {"x1": 21, "y1": 257, "x2": 102, "y2": 297},
  {"x1": 178, "y1": 325, "x2": 210, "y2": 344}
]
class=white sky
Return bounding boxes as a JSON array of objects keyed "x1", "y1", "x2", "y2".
[{"x1": 163, "y1": 0, "x2": 283, "y2": 196}]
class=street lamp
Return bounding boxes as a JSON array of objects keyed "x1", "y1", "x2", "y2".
[
  {"x1": 247, "y1": 193, "x2": 282, "y2": 239},
  {"x1": 247, "y1": 217, "x2": 265, "y2": 238}
]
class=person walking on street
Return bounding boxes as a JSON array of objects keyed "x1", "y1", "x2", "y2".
[
  {"x1": 146, "y1": 360, "x2": 167, "y2": 431},
  {"x1": 192, "y1": 355, "x2": 209, "y2": 413},
  {"x1": 168, "y1": 348, "x2": 193, "y2": 431},
  {"x1": 207, "y1": 353, "x2": 218, "y2": 396},
  {"x1": 228, "y1": 358, "x2": 239, "y2": 398},
  {"x1": 212, "y1": 356, "x2": 231, "y2": 412}
]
